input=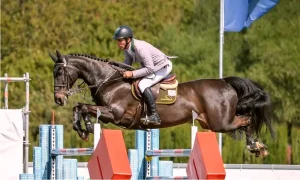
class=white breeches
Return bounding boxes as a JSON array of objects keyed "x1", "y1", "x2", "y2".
[{"x1": 138, "y1": 60, "x2": 173, "y2": 93}]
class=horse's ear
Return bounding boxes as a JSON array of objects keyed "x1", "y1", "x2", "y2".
[
  {"x1": 49, "y1": 52, "x2": 58, "y2": 63},
  {"x1": 56, "y1": 50, "x2": 64, "y2": 60},
  {"x1": 56, "y1": 50, "x2": 68, "y2": 65}
]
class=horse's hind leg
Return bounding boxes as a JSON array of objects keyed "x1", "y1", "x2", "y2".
[
  {"x1": 197, "y1": 113, "x2": 251, "y2": 132},
  {"x1": 245, "y1": 125, "x2": 269, "y2": 157},
  {"x1": 211, "y1": 115, "x2": 251, "y2": 132},
  {"x1": 227, "y1": 115, "x2": 252, "y2": 130}
]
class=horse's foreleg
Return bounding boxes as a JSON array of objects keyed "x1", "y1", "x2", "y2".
[
  {"x1": 73, "y1": 106, "x2": 89, "y2": 141},
  {"x1": 80, "y1": 106, "x2": 93, "y2": 138},
  {"x1": 245, "y1": 125, "x2": 268, "y2": 157},
  {"x1": 79, "y1": 104, "x2": 115, "y2": 124},
  {"x1": 77, "y1": 104, "x2": 115, "y2": 135},
  {"x1": 81, "y1": 105, "x2": 115, "y2": 124}
]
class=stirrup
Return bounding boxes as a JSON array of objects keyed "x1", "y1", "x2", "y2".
[{"x1": 140, "y1": 115, "x2": 161, "y2": 125}]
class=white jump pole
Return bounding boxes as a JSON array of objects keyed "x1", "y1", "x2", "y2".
[
  {"x1": 94, "y1": 108, "x2": 102, "y2": 150},
  {"x1": 219, "y1": 0, "x2": 225, "y2": 156},
  {"x1": 191, "y1": 111, "x2": 198, "y2": 149}
]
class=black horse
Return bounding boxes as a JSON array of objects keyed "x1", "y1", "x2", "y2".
[{"x1": 50, "y1": 50, "x2": 275, "y2": 157}]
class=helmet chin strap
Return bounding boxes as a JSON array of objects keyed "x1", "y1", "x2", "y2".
[{"x1": 124, "y1": 38, "x2": 131, "y2": 50}]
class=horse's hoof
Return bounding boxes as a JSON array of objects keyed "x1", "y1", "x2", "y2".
[
  {"x1": 82, "y1": 135, "x2": 89, "y2": 141},
  {"x1": 247, "y1": 144, "x2": 259, "y2": 151},
  {"x1": 81, "y1": 130, "x2": 89, "y2": 141},
  {"x1": 255, "y1": 151, "x2": 260, "y2": 157},
  {"x1": 86, "y1": 124, "x2": 94, "y2": 133},
  {"x1": 260, "y1": 147, "x2": 269, "y2": 157}
]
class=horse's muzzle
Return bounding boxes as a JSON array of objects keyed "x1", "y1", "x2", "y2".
[{"x1": 54, "y1": 92, "x2": 68, "y2": 106}]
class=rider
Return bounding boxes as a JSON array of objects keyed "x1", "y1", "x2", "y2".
[{"x1": 113, "y1": 25, "x2": 173, "y2": 125}]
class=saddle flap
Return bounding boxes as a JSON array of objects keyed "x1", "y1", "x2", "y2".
[{"x1": 131, "y1": 74, "x2": 178, "y2": 105}]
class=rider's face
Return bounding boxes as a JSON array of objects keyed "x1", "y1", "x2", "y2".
[{"x1": 116, "y1": 38, "x2": 130, "y2": 50}]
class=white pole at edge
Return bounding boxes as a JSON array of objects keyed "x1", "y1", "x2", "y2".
[{"x1": 219, "y1": 0, "x2": 225, "y2": 155}]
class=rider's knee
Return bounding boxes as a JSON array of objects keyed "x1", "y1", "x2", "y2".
[{"x1": 138, "y1": 81, "x2": 150, "y2": 93}]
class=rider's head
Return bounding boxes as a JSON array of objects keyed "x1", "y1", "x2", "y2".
[{"x1": 113, "y1": 25, "x2": 133, "y2": 50}]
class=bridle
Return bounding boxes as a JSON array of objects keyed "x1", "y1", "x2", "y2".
[
  {"x1": 53, "y1": 60, "x2": 125, "y2": 98},
  {"x1": 53, "y1": 62, "x2": 82, "y2": 96}
]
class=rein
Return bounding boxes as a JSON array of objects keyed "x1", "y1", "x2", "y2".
[
  {"x1": 67, "y1": 75, "x2": 124, "y2": 99},
  {"x1": 93, "y1": 70, "x2": 123, "y2": 98}
]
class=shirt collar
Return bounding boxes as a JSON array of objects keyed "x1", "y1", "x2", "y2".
[{"x1": 126, "y1": 39, "x2": 135, "y2": 56}]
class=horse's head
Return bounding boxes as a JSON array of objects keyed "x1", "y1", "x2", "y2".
[{"x1": 50, "y1": 50, "x2": 78, "y2": 106}]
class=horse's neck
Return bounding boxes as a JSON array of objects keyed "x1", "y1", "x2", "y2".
[{"x1": 70, "y1": 58, "x2": 109, "y2": 86}]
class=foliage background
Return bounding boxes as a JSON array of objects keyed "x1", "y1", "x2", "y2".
[{"x1": 1, "y1": 0, "x2": 299, "y2": 164}]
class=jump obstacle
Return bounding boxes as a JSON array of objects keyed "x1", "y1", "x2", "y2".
[
  {"x1": 0, "y1": 73, "x2": 30, "y2": 174},
  {"x1": 17, "y1": 110, "x2": 225, "y2": 179},
  {"x1": 19, "y1": 118, "x2": 225, "y2": 179}
]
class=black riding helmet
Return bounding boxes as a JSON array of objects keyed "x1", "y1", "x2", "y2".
[{"x1": 113, "y1": 25, "x2": 133, "y2": 40}]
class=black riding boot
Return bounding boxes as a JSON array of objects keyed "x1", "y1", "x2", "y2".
[{"x1": 140, "y1": 87, "x2": 161, "y2": 125}]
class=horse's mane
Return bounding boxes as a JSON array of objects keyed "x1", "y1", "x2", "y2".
[{"x1": 68, "y1": 53, "x2": 135, "y2": 71}]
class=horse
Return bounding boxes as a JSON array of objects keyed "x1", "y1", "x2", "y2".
[{"x1": 50, "y1": 50, "x2": 275, "y2": 157}]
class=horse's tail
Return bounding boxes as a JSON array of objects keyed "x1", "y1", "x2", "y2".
[{"x1": 223, "y1": 76, "x2": 275, "y2": 138}]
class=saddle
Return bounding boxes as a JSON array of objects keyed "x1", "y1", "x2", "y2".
[{"x1": 131, "y1": 74, "x2": 178, "y2": 104}]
